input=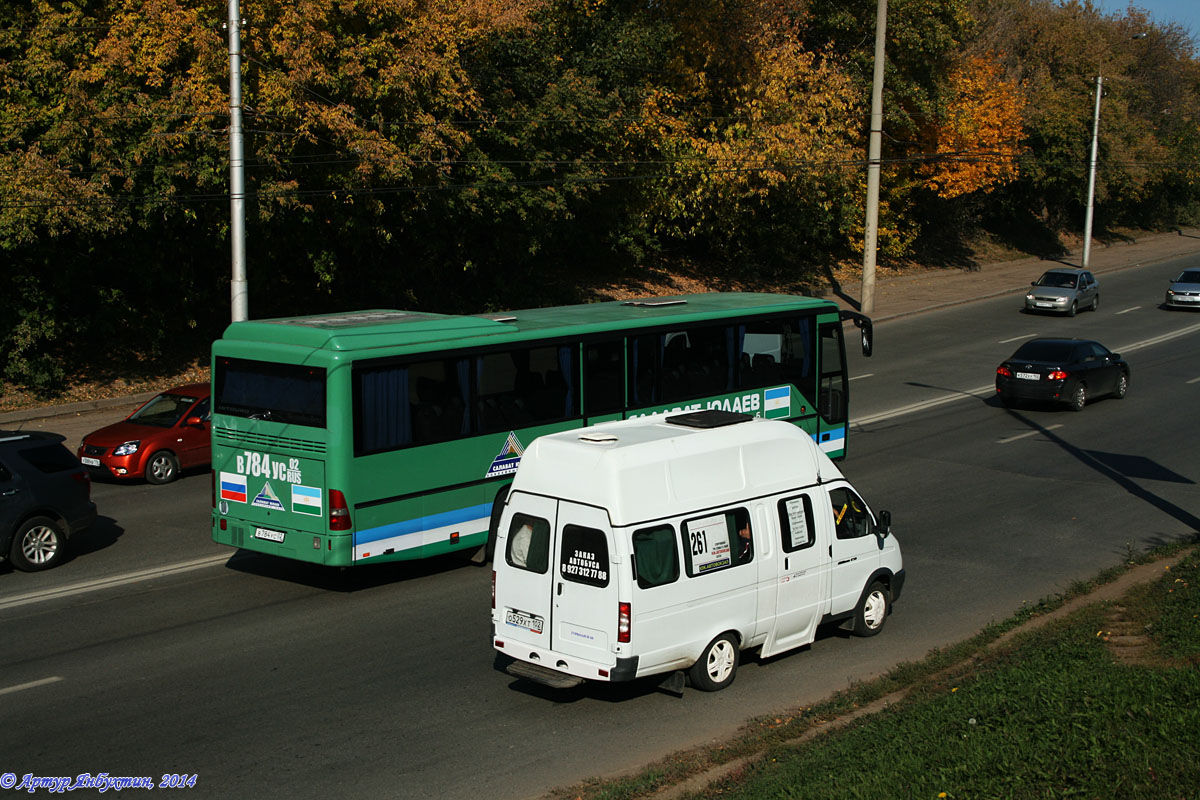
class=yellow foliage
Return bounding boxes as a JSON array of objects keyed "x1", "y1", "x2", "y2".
[{"x1": 922, "y1": 56, "x2": 1025, "y2": 199}]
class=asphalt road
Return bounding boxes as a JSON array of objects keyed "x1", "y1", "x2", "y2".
[{"x1": 2, "y1": 255, "x2": 1199, "y2": 799}]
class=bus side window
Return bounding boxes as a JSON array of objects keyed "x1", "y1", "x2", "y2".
[
  {"x1": 584, "y1": 340, "x2": 624, "y2": 416},
  {"x1": 628, "y1": 335, "x2": 661, "y2": 407}
]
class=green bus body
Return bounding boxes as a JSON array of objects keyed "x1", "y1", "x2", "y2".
[{"x1": 210, "y1": 293, "x2": 855, "y2": 567}]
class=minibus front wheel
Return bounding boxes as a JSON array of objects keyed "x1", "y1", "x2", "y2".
[
  {"x1": 689, "y1": 633, "x2": 739, "y2": 691},
  {"x1": 852, "y1": 581, "x2": 890, "y2": 637}
]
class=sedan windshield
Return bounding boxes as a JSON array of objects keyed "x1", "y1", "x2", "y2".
[
  {"x1": 1035, "y1": 273, "x2": 1077, "y2": 288},
  {"x1": 129, "y1": 394, "x2": 198, "y2": 427},
  {"x1": 1174, "y1": 270, "x2": 1200, "y2": 284},
  {"x1": 1011, "y1": 341, "x2": 1075, "y2": 363}
]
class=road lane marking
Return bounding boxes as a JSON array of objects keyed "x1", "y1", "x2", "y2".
[
  {"x1": 999, "y1": 424, "x2": 1063, "y2": 444},
  {"x1": 0, "y1": 554, "x2": 229, "y2": 612},
  {"x1": 1188, "y1": 377, "x2": 1200, "y2": 384},
  {"x1": 1116, "y1": 321, "x2": 1200, "y2": 353},
  {"x1": 852, "y1": 385, "x2": 996, "y2": 426},
  {"x1": 849, "y1": 373, "x2": 874, "y2": 381},
  {"x1": 999, "y1": 334, "x2": 1036, "y2": 344},
  {"x1": 0, "y1": 677, "x2": 63, "y2": 696},
  {"x1": 1116, "y1": 306, "x2": 1141, "y2": 315}
]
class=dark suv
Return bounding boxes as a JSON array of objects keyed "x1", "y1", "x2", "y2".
[{"x1": 1, "y1": 430, "x2": 97, "y2": 571}]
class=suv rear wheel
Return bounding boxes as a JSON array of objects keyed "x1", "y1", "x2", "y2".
[{"x1": 10, "y1": 516, "x2": 66, "y2": 571}]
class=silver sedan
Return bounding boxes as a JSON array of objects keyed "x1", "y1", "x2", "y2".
[
  {"x1": 1164, "y1": 268, "x2": 1200, "y2": 309},
  {"x1": 1023, "y1": 268, "x2": 1099, "y2": 317}
]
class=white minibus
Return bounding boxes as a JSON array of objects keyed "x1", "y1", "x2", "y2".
[{"x1": 491, "y1": 410, "x2": 904, "y2": 692}]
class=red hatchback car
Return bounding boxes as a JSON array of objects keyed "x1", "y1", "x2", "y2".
[{"x1": 78, "y1": 383, "x2": 211, "y2": 484}]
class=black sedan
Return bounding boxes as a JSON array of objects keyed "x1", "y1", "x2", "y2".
[{"x1": 995, "y1": 338, "x2": 1129, "y2": 412}]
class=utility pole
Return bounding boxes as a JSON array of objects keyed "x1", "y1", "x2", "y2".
[
  {"x1": 1081, "y1": 74, "x2": 1102, "y2": 269},
  {"x1": 860, "y1": 0, "x2": 887, "y2": 315},
  {"x1": 228, "y1": 0, "x2": 248, "y2": 322},
  {"x1": 1082, "y1": 34, "x2": 1144, "y2": 269}
]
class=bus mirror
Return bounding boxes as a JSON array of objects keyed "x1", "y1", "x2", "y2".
[{"x1": 839, "y1": 310, "x2": 874, "y2": 357}]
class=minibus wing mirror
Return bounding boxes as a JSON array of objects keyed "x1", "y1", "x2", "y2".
[{"x1": 877, "y1": 510, "x2": 891, "y2": 537}]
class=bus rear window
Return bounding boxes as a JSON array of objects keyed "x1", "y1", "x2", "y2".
[{"x1": 214, "y1": 358, "x2": 326, "y2": 427}]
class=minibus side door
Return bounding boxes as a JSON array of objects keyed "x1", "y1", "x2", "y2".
[
  {"x1": 762, "y1": 491, "x2": 829, "y2": 657},
  {"x1": 552, "y1": 502, "x2": 619, "y2": 664},
  {"x1": 495, "y1": 492, "x2": 558, "y2": 651}
]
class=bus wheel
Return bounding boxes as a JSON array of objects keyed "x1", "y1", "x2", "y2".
[
  {"x1": 689, "y1": 633, "x2": 739, "y2": 691},
  {"x1": 852, "y1": 581, "x2": 890, "y2": 637}
]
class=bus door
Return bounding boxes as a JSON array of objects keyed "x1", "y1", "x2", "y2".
[{"x1": 817, "y1": 321, "x2": 848, "y2": 457}]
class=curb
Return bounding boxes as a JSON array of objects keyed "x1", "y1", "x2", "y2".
[{"x1": 0, "y1": 390, "x2": 159, "y2": 426}]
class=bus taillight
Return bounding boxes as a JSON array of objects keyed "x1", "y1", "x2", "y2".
[
  {"x1": 329, "y1": 490, "x2": 352, "y2": 531},
  {"x1": 618, "y1": 602, "x2": 631, "y2": 643}
]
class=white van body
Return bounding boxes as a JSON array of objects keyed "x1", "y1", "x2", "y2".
[{"x1": 490, "y1": 411, "x2": 904, "y2": 691}]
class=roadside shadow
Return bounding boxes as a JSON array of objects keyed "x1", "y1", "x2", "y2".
[
  {"x1": 895, "y1": 381, "x2": 1200, "y2": 539},
  {"x1": 220, "y1": 548, "x2": 477, "y2": 592},
  {"x1": 821, "y1": 263, "x2": 861, "y2": 312},
  {"x1": 999, "y1": 407, "x2": 1200, "y2": 537},
  {"x1": 69, "y1": 515, "x2": 125, "y2": 559},
  {"x1": 498, "y1": 666, "x2": 679, "y2": 704}
]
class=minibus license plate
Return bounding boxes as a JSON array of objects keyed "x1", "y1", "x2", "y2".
[
  {"x1": 254, "y1": 527, "x2": 286, "y2": 543},
  {"x1": 81, "y1": 457, "x2": 100, "y2": 467},
  {"x1": 1015, "y1": 372, "x2": 1040, "y2": 381},
  {"x1": 506, "y1": 609, "x2": 544, "y2": 634}
]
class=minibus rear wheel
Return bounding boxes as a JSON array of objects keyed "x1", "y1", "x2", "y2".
[
  {"x1": 852, "y1": 581, "x2": 890, "y2": 637},
  {"x1": 689, "y1": 633, "x2": 739, "y2": 691}
]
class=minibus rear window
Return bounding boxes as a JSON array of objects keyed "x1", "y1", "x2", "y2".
[
  {"x1": 559, "y1": 525, "x2": 610, "y2": 587},
  {"x1": 632, "y1": 525, "x2": 679, "y2": 589},
  {"x1": 506, "y1": 513, "x2": 550, "y2": 574}
]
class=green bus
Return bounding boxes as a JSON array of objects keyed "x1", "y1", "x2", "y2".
[{"x1": 210, "y1": 293, "x2": 871, "y2": 566}]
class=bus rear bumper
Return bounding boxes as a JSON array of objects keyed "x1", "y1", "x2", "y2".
[{"x1": 211, "y1": 514, "x2": 352, "y2": 566}]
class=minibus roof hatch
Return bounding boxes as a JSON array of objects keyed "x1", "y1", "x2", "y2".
[{"x1": 665, "y1": 410, "x2": 754, "y2": 429}]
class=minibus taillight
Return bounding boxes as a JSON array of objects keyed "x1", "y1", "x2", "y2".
[
  {"x1": 329, "y1": 490, "x2": 352, "y2": 531},
  {"x1": 618, "y1": 602, "x2": 631, "y2": 643}
]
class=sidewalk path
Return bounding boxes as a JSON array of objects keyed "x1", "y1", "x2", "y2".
[
  {"x1": 4, "y1": 229, "x2": 1200, "y2": 431},
  {"x1": 823, "y1": 228, "x2": 1200, "y2": 321}
]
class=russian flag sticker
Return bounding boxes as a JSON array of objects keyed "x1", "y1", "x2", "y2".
[
  {"x1": 220, "y1": 472, "x2": 248, "y2": 503},
  {"x1": 764, "y1": 386, "x2": 791, "y2": 418},
  {"x1": 291, "y1": 484, "x2": 323, "y2": 516}
]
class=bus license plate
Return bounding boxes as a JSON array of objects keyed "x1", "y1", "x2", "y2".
[
  {"x1": 1015, "y1": 372, "x2": 1040, "y2": 381},
  {"x1": 254, "y1": 527, "x2": 286, "y2": 543},
  {"x1": 81, "y1": 457, "x2": 100, "y2": 467},
  {"x1": 506, "y1": 608, "x2": 544, "y2": 634}
]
